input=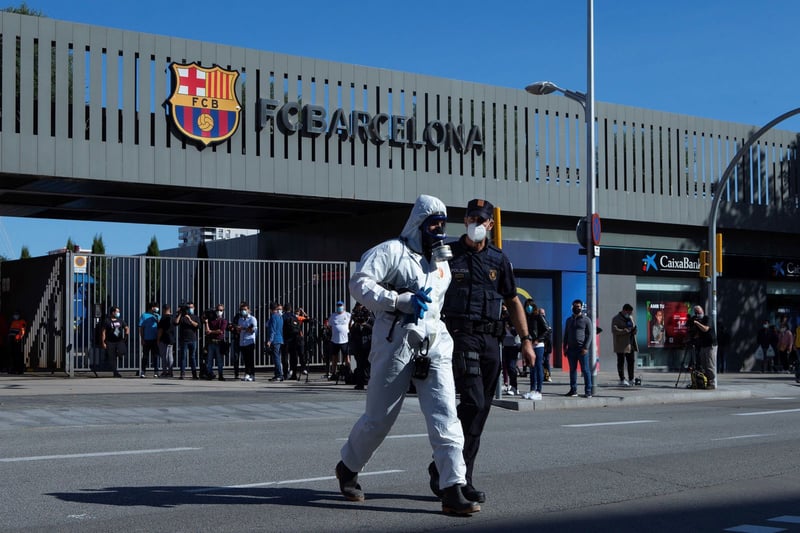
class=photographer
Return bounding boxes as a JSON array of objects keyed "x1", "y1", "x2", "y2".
[
  {"x1": 174, "y1": 302, "x2": 200, "y2": 380},
  {"x1": 611, "y1": 303, "x2": 639, "y2": 387},
  {"x1": 688, "y1": 305, "x2": 717, "y2": 389},
  {"x1": 204, "y1": 304, "x2": 228, "y2": 381},
  {"x1": 349, "y1": 303, "x2": 373, "y2": 390}
]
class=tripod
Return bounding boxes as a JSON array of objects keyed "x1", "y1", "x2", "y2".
[{"x1": 675, "y1": 343, "x2": 697, "y2": 388}]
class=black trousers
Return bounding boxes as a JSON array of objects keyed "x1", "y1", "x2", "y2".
[
  {"x1": 616, "y1": 352, "x2": 635, "y2": 381},
  {"x1": 241, "y1": 344, "x2": 255, "y2": 377},
  {"x1": 452, "y1": 331, "x2": 501, "y2": 486}
]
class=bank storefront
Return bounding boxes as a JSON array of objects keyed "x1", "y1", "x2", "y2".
[{"x1": 601, "y1": 248, "x2": 800, "y2": 372}]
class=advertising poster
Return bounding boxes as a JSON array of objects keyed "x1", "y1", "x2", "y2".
[{"x1": 647, "y1": 301, "x2": 691, "y2": 348}]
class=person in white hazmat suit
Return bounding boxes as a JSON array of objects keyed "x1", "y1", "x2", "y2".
[{"x1": 335, "y1": 194, "x2": 480, "y2": 515}]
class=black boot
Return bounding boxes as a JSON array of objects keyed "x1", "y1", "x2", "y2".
[
  {"x1": 335, "y1": 461, "x2": 365, "y2": 502},
  {"x1": 441, "y1": 484, "x2": 480, "y2": 515},
  {"x1": 428, "y1": 461, "x2": 443, "y2": 498},
  {"x1": 462, "y1": 484, "x2": 486, "y2": 503}
]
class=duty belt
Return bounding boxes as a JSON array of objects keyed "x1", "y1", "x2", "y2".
[{"x1": 445, "y1": 317, "x2": 503, "y2": 336}]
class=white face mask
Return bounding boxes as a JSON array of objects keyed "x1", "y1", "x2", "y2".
[{"x1": 467, "y1": 222, "x2": 487, "y2": 242}]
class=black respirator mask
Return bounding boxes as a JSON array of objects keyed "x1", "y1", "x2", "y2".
[{"x1": 421, "y1": 213, "x2": 452, "y2": 262}]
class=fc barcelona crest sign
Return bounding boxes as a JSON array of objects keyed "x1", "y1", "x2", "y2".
[{"x1": 168, "y1": 62, "x2": 241, "y2": 147}]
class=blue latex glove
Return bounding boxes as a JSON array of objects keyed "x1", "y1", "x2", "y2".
[
  {"x1": 397, "y1": 287, "x2": 433, "y2": 320},
  {"x1": 411, "y1": 287, "x2": 433, "y2": 320}
]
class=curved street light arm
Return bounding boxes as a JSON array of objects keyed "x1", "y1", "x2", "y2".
[{"x1": 708, "y1": 106, "x2": 800, "y2": 365}]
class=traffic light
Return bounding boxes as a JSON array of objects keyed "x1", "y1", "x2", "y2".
[
  {"x1": 716, "y1": 233, "x2": 723, "y2": 273},
  {"x1": 699, "y1": 250, "x2": 711, "y2": 278}
]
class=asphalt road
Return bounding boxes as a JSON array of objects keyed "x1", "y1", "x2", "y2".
[{"x1": 2, "y1": 384, "x2": 800, "y2": 532}]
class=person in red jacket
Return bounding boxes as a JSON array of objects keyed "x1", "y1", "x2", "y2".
[{"x1": 7, "y1": 311, "x2": 28, "y2": 374}]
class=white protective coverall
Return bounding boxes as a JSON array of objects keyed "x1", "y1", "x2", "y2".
[{"x1": 340, "y1": 194, "x2": 467, "y2": 490}]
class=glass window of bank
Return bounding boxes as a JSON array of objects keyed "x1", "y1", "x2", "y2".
[{"x1": 634, "y1": 279, "x2": 701, "y2": 370}]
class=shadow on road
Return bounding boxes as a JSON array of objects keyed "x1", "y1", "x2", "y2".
[{"x1": 47, "y1": 485, "x2": 442, "y2": 515}]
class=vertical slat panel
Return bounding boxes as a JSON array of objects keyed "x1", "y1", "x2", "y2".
[
  {"x1": 36, "y1": 17, "x2": 55, "y2": 175},
  {"x1": 122, "y1": 30, "x2": 140, "y2": 181},
  {"x1": 87, "y1": 25, "x2": 104, "y2": 180},
  {"x1": 70, "y1": 26, "x2": 89, "y2": 178},
  {"x1": 18, "y1": 15, "x2": 35, "y2": 140},
  {"x1": 152, "y1": 35, "x2": 169, "y2": 182},
  {"x1": 105, "y1": 29, "x2": 122, "y2": 180}
]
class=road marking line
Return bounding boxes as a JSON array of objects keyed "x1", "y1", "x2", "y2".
[
  {"x1": 186, "y1": 469, "x2": 405, "y2": 493},
  {"x1": 711, "y1": 434, "x2": 774, "y2": 441},
  {"x1": 734, "y1": 408, "x2": 800, "y2": 416},
  {"x1": 769, "y1": 516, "x2": 800, "y2": 524},
  {"x1": 764, "y1": 397, "x2": 797, "y2": 400},
  {"x1": 724, "y1": 525, "x2": 786, "y2": 532},
  {"x1": 0, "y1": 447, "x2": 200, "y2": 463},
  {"x1": 562, "y1": 420, "x2": 658, "y2": 428}
]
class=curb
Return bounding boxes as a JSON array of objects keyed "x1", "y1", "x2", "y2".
[{"x1": 493, "y1": 388, "x2": 753, "y2": 411}]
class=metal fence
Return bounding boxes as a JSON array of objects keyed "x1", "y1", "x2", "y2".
[{"x1": 2, "y1": 252, "x2": 348, "y2": 375}]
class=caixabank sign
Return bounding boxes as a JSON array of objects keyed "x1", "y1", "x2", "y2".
[
  {"x1": 602, "y1": 248, "x2": 800, "y2": 281},
  {"x1": 167, "y1": 61, "x2": 484, "y2": 155}
]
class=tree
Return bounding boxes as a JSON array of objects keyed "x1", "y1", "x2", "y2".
[
  {"x1": 1, "y1": 3, "x2": 44, "y2": 16},
  {"x1": 91, "y1": 234, "x2": 105, "y2": 254},
  {"x1": 65, "y1": 237, "x2": 75, "y2": 251},
  {"x1": 145, "y1": 236, "x2": 160, "y2": 304},
  {"x1": 19, "y1": 246, "x2": 30, "y2": 259}
]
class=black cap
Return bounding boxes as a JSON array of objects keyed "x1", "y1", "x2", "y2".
[{"x1": 466, "y1": 199, "x2": 494, "y2": 219}]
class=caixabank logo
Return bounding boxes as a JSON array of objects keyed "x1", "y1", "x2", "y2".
[{"x1": 168, "y1": 62, "x2": 241, "y2": 147}]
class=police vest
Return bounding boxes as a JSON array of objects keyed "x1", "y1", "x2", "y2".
[{"x1": 443, "y1": 240, "x2": 505, "y2": 322}]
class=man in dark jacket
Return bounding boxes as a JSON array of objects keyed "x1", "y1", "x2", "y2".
[
  {"x1": 563, "y1": 299, "x2": 594, "y2": 398},
  {"x1": 688, "y1": 305, "x2": 716, "y2": 388}
]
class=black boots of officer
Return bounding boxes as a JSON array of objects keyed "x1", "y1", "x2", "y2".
[
  {"x1": 428, "y1": 461, "x2": 486, "y2": 503},
  {"x1": 441, "y1": 484, "x2": 481, "y2": 515}
]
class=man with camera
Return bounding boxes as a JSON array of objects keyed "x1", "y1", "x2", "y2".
[
  {"x1": 174, "y1": 302, "x2": 200, "y2": 380},
  {"x1": 204, "y1": 304, "x2": 228, "y2": 381},
  {"x1": 688, "y1": 305, "x2": 717, "y2": 389}
]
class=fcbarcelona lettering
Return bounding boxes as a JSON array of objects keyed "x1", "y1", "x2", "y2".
[{"x1": 257, "y1": 99, "x2": 484, "y2": 155}]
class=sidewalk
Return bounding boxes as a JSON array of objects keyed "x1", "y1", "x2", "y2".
[
  {"x1": 493, "y1": 368, "x2": 800, "y2": 411},
  {"x1": 0, "y1": 368, "x2": 798, "y2": 409}
]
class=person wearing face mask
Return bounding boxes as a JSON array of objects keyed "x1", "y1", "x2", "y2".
[
  {"x1": 266, "y1": 301, "x2": 285, "y2": 382},
  {"x1": 521, "y1": 299, "x2": 547, "y2": 400},
  {"x1": 563, "y1": 299, "x2": 594, "y2": 397},
  {"x1": 236, "y1": 302, "x2": 258, "y2": 381},
  {"x1": 101, "y1": 306, "x2": 129, "y2": 378},
  {"x1": 327, "y1": 300, "x2": 351, "y2": 380},
  {"x1": 611, "y1": 303, "x2": 638, "y2": 387},
  {"x1": 432, "y1": 198, "x2": 536, "y2": 505},
  {"x1": 6, "y1": 310, "x2": 28, "y2": 375},
  {"x1": 336, "y1": 194, "x2": 478, "y2": 515},
  {"x1": 688, "y1": 304, "x2": 716, "y2": 388},
  {"x1": 157, "y1": 305, "x2": 176, "y2": 377},
  {"x1": 174, "y1": 301, "x2": 200, "y2": 380},
  {"x1": 138, "y1": 301, "x2": 161, "y2": 378},
  {"x1": 204, "y1": 304, "x2": 228, "y2": 381}
]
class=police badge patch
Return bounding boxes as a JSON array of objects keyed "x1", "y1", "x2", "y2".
[
  {"x1": 489, "y1": 269, "x2": 497, "y2": 281},
  {"x1": 168, "y1": 62, "x2": 241, "y2": 147}
]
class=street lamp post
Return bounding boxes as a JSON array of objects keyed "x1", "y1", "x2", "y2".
[{"x1": 526, "y1": 0, "x2": 596, "y2": 394}]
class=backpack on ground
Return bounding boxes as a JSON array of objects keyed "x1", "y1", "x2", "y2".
[{"x1": 690, "y1": 370, "x2": 708, "y2": 390}]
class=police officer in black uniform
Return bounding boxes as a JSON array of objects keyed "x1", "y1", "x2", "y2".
[{"x1": 429, "y1": 198, "x2": 536, "y2": 504}]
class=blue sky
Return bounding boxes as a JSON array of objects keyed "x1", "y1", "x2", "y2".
[{"x1": 2, "y1": 0, "x2": 798, "y2": 258}]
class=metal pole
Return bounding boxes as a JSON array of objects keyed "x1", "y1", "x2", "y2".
[{"x1": 586, "y1": 0, "x2": 598, "y2": 394}]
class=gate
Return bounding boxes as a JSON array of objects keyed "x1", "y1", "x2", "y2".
[{"x1": 0, "y1": 252, "x2": 349, "y2": 375}]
